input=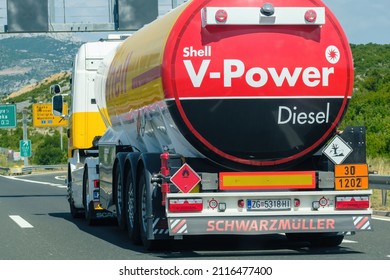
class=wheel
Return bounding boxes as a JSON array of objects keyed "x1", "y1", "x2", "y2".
[
  {"x1": 286, "y1": 233, "x2": 344, "y2": 247},
  {"x1": 68, "y1": 166, "x2": 83, "y2": 219},
  {"x1": 69, "y1": 198, "x2": 83, "y2": 219},
  {"x1": 83, "y1": 168, "x2": 95, "y2": 226},
  {"x1": 115, "y1": 167, "x2": 126, "y2": 230},
  {"x1": 310, "y1": 234, "x2": 344, "y2": 247},
  {"x1": 125, "y1": 169, "x2": 141, "y2": 244},
  {"x1": 138, "y1": 172, "x2": 157, "y2": 250}
]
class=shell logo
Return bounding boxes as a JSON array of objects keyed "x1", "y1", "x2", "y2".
[{"x1": 326, "y1": 45, "x2": 341, "y2": 64}]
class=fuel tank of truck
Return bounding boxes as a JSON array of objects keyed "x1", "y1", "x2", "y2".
[{"x1": 95, "y1": 0, "x2": 354, "y2": 170}]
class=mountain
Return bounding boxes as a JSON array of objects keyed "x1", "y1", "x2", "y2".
[{"x1": 0, "y1": 34, "x2": 82, "y2": 95}]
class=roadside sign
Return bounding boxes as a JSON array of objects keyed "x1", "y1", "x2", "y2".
[
  {"x1": 32, "y1": 103, "x2": 68, "y2": 127},
  {"x1": 20, "y1": 140, "x2": 31, "y2": 157},
  {"x1": 170, "y1": 163, "x2": 201, "y2": 193},
  {"x1": 0, "y1": 104, "x2": 17, "y2": 128}
]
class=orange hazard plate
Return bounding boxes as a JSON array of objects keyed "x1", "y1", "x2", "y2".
[{"x1": 334, "y1": 164, "x2": 369, "y2": 190}]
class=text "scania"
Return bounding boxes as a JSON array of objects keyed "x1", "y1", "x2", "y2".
[{"x1": 183, "y1": 59, "x2": 334, "y2": 88}]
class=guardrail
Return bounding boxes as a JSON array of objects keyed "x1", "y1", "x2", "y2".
[
  {"x1": 22, "y1": 165, "x2": 67, "y2": 173},
  {"x1": 0, "y1": 165, "x2": 66, "y2": 175},
  {"x1": 369, "y1": 174, "x2": 390, "y2": 206}
]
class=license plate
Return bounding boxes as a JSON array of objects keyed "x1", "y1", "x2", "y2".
[
  {"x1": 334, "y1": 164, "x2": 369, "y2": 190},
  {"x1": 247, "y1": 199, "x2": 291, "y2": 210}
]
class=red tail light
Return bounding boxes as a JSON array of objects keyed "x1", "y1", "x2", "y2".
[
  {"x1": 168, "y1": 198, "x2": 203, "y2": 212},
  {"x1": 336, "y1": 196, "x2": 369, "y2": 210},
  {"x1": 93, "y1": 179, "x2": 100, "y2": 188}
]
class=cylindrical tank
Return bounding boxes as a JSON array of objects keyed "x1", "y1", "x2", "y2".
[{"x1": 95, "y1": 0, "x2": 353, "y2": 170}]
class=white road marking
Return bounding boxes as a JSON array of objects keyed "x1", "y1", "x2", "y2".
[
  {"x1": 1, "y1": 175, "x2": 66, "y2": 188},
  {"x1": 9, "y1": 215, "x2": 34, "y2": 228},
  {"x1": 372, "y1": 216, "x2": 390, "y2": 222},
  {"x1": 342, "y1": 239, "x2": 358, "y2": 244},
  {"x1": 55, "y1": 175, "x2": 66, "y2": 181}
]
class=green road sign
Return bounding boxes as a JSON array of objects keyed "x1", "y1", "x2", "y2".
[
  {"x1": 20, "y1": 140, "x2": 31, "y2": 157},
  {"x1": 0, "y1": 104, "x2": 17, "y2": 128}
]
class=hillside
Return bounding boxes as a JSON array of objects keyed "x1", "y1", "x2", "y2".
[
  {"x1": 6, "y1": 71, "x2": 70, "y2": 100},
  {"x1": 0, "y1": 35, "x2": 81, "y2": 95},
  {"x1": 341, "y1": 44, "x2": 390, "y2": 159},
  {"x1": 0, "y1": 71, "x2": 71, "y2": 167}
]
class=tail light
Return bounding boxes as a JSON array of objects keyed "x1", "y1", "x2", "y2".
[
  {"x1": 237, "y1": 199, "x2": 245, "y2": 208},
  {"x1": 93, "y1": 179, "x2": 99, "y2": 188},
  {"x1": 335, "y1": 196, "x2": 370, "y2": 210},
  {"x1": 168, "y1": 198, "x2": 203, "y2": 212}
]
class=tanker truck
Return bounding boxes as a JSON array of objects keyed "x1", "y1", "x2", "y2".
[{"x1": 52, "y1": 0, "x2": 372, "y2": 250}]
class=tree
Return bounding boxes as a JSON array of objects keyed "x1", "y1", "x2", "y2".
[{"x1": 32, "y1": 131, "x2": 67, "y2": 165}]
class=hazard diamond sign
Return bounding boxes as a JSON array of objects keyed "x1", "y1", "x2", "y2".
[
  {"x1": 322, "y1": 135, "x2": 353, "y2": 165},
  {"x1": 170, "y1": 163, "x2": 201, "y2": 193}
]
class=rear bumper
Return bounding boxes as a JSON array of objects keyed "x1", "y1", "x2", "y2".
[
  {"x1": 165, "y1": 190, "x2": 372, "y2": 236},
  {"x1": 167, "y1": 214, "x2": 372, "y2": 236}
]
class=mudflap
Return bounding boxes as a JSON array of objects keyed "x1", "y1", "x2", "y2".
[
  {"x1": 141, "y1": 153, "x2": 174, "y2": 242},
  {"x1": 167, "y1": 214, "x2": 372, "y2": 236},
  {"x1": 85, "y1": 202, "x2": 115, "y2": 226},
  {"x1": 149, "y1": 181, "x2": 173, "y2": 240},
  {"x1": 93, "y1": 209, "x2": 116, "y2": 220}
]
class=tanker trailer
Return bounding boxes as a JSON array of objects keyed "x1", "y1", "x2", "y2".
[{"x1": 53, "y1": 0, "x2": 372, "y2": 250}]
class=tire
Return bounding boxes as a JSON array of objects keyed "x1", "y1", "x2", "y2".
[
  {"x1": 69, "y1": 198, "x2": 83, "y2": 219},
  {"x1": 138, "y1": 172, "x2": 157, "y2": 250},
  {"x1": 310, "y1": 234, "x2": 344, "y2": 247},
  {"x1": 286, "y1": 233, "x2": 344, "y2": 248},
  {"x1": 68, "y1": 166, "x2": 83, "y2": 219},
  {"x1": 115, "y1": 167, "x2": 126, "y2": 230},
  {"x1": 125, "y1": 169, "x2": 141, "y2": 244},
  {"x1": 83, "y1": 168, "x2": 95, "y2": 226}
]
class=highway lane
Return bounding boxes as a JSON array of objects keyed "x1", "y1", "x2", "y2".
[
  {"x1": 0, "y1": 172, "x2": 156, "y2": 260},
  {"x1": 0, "y1": 172, "x2": 389, "y2": 260}
]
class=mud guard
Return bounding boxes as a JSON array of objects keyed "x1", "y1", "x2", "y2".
[{"x1": 139, "y1": 153, "x2": 171, "y2": 241}]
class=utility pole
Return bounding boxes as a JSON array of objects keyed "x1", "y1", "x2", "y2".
[
  {"x1": 49, "y1": 0, "x2": 55, "y2": 23},
  {"x1": 60, "y1": 126, "x2": 63, "y2": 150},
  {"x1": 22, "y1": 109, "x2": 29, "y2": 166}
]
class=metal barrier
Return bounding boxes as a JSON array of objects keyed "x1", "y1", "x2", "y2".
[
  {"x1": 369, "y1": 174, "x2": 390, "y2": 206},
  {"x1": 21, "y1": 165, "x2": 67, "y2": 173},
  {"x1": 0, "y1": 165, "x2": 66, "y2": 175}
]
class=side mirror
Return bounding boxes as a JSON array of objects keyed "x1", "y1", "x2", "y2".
[
  {"x1": 50, "y1": 84, "x2": 61, "y2": 94},
  {"x1": 52, "y1": 95, "x2": 64, "y2": 117}
]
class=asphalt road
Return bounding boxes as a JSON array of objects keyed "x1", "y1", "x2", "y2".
[{"x1": 0, "y1": 171, "x2": 389, "y2": 261}]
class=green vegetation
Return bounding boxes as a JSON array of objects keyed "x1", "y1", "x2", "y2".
[
  {"x1": 0, "y1": 73, "x2": 69, "y2": 166},
  {"x1": 33, "y1": 130, "x2": 67, "y2": 165},
  {"x1": 341, "y1": 44, "x2": 390, "y2": 161},
  {"x1": 0, "y1": 124, "x2": 67, "y2": 166},
  {"x1": 7, "y1": 72, "x2": 71, "y2": 104}
]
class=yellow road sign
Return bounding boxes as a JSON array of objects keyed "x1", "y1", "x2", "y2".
[{"x1": 33, "y1": 103, "x2": 68, "y2": 127}]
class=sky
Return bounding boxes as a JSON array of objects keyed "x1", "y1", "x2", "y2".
[
  {"x1": 0, "y1": 0, "x2": 389, "y2": 44},
  {"x1": 322, "y1": 0, "x2": 390, "y2": 44}
]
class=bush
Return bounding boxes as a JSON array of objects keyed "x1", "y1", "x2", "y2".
[{"x1": 32, "y1": 131, "x2": 67, "y2": 165}]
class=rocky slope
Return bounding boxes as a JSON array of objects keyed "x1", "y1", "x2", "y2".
[{"x1": 0, "y1": 34, "x2": 81, "y2": 95}]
